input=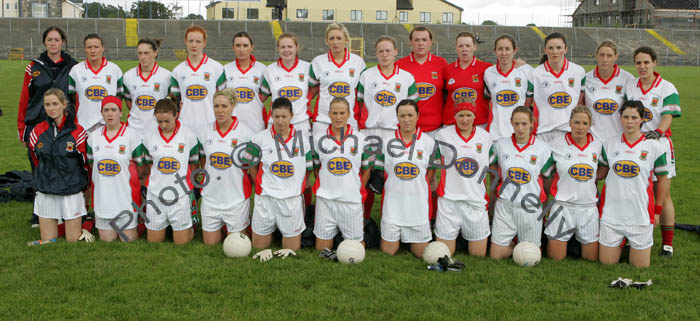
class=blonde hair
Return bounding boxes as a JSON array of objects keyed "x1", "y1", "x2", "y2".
[
  {"x1": 570, "y1": 105, "x2": 592, "y2": 124},
  {"x1": 277, "y1": 33, "x2": 299, "y2": 48},
  {"x1": 596, "y1": 39, "x2": 618, "y2": 55},
  {"x1": 325, "y1": 23, "x2": 350, "y2": 42},
  {"x1": 44, "y1": 88, "x2": 67, "y2": 106},
  {"x1": 511, "y1": 106, "x2": 534, "y2": 122},
  {"x1": 214, "y1": 88, "x2": 238, "y2": 107},
  {"x1": 375, "y1": 35, "x2": 396, "y2": 49},
  {"x1": 329, "y1": 97, "x2": 350, "y2": 113}
]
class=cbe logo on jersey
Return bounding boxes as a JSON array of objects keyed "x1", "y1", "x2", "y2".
[
  {"x1": 613, "y1": 160, "x2": 640, "y2": 178},
  {"x1": 327, "y1": 157, "x2": 352, "y2": 175},
  {"x1": 394, "y1": 162, "x2": 420, "y2": 180},
  {"x1": 85, "y1": 85, "x2": 108, "y2": 101},
  {"x1": 568, "y1": 163, "x2": 594, "y2": 181},
  {"x1": 455, "y1": 157, "x2": 479, "y2": 178},
  {"x1": 416, "y1": 83, "x2": 436, "y2": 101},
  {"x1": 452, "y1": 88, "x2": 477, "y2": 102},
  {"x1": 97, "y1": 159, "x2": 121, "y2": 176},
  {"x1": 495, "y1": 90, "x2": 519, "y2": 107},
  {"x1": 135, "y1": 95, "x2": 157, "y2": 111},
  {"x1": 328, "y1": 82, "x2": 351, "y2": 98},
  {"x1": 235, "y1": 87, "x2": 255, "y2": 103},
  {"x1": 506, "y1": 167, "x2": 531, "y2": 185},
  {"x1": 278, "y1": 86, "x2": 303, "y2": 101},
  {"x1": 209, "y1": 152, "x2": 233, "y2": 169},
  {"x1": 157, "y1": 157, "x2": 181, "y2": 174},
  {"x1": 593, "y1": 99, "x2": 618, "y2": 115},
  {"x1": 270, "y1": 160, "x2": 295, "y2": 178},
  {"x1": 185, "y1": 85, "x2": 208, "y2": 101},
  {"x1": 547, "y1": 92, "x2": 572, "y2": 108},
  {"x1": 374, "y1": 90, "x2": 397, "y2": 107}
]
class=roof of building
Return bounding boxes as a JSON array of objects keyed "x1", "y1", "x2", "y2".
[
  {"x1": 441, "y1": 0, "x2": 464, "y2": 11},
  {"x1": 648, "y1": 0, "x2": 699, "y2": 9}
]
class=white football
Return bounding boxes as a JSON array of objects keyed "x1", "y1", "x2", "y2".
[
  {"x1": 423, "y1": 241, "x2": 451, "y2": 264},
  {"x1": 512, "y1": 241, "x2": 541, "y2": 267},
  {"x1": 337, "y1": 240, "x2": 365, "y2": 264},
  {"x1": 223, "y1": 232, "x2": 252, "y2": 258}
]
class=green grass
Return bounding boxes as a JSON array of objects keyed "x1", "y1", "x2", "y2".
[{"x1": 1, "y1": 60, "x2": 700, "y2": 320}]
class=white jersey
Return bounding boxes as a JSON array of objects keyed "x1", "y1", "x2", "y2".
[
  {"x1": 87, "y1": 123, "x2": 144, "y2": 218},
  {"x1": 435, "y1": 125, "x2": 491, "y2": 207},
  {"x1": 197, "y1": 117, "x2": 254, "y2": 210},
  {"x1": 251, "y1": 125, "x2": 313, "y2": 199},
  {"x1": 527, "y1": 59, "x2": 585, "y2": 133},
  {"x1": 584, "y1": 65, "x2": 634, "y2": 141},
  {"x1": 484, "y1": 63, "x2": 533, "y2": 142},
  {"x1": 599, "y1": 135, "x2": 668, "y2": 225},
  {"x1": 309, "y1": 50, "x2": 366, "y2": 126},
  {"x1": 223, "y1": 57, "x2": 267, "y2": 132},
  {"x1": 68, "y1": 58, "x2": 123, "y2": 130},
  {"x1": 550, "y1": 132, "x2": 603, "y2": 205},
  {"x1": 260, "y1": 58, "x2": 311, "y2": 125},
  {"x1": 376, "y1": 129, "x2": 439, "y2": 226},
  {"x1": 170, "y1": 54, "x2": 226, "y2": 130},
  {"x1": 142, "y1": 121, "x2": 200, "y2": 198},
  {"x1": 489, "y1": 134, "x2": 554, "y2": 205},
  {"x1": 624, "y1": 73, "x2": 682, "y2": 133},
  {"x1": 122, "y1": 63, "x2": 172, "y2": 134},
  {"x1": 312, "y1": 125, "x2": 371, "y2": 203},
  {"x1": 357, "y1": 65, "x2": 418, "y2": 129}
]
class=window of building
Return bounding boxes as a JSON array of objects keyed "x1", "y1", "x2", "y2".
[
  {"x1": 247, "y1": 8, "x2": 258, "y2": 20},
  {"x1": 398, "y1": 11, "x2": 408, "y2": 22},
  {"x1": 376, "y1": 10, "x2": 387, "y2": 20},
  {"x1": 32, "y1": 3, "x2": 48, "y2": 17},
  {"x1": 296, "y1": 9, "x2": 308, "y2": 19},
  {"x1": 442, "y1": 12, "x2": 453, "y2": 23},
  {"x1": 351, "y1": 10, "x2": 362, "y2": 21},
  {"x1": 322, "y1": 9, "x2": 334, "y2": 21},
  {"x1": 6, "y1": 3, "x2": 9, "y2": 10},
  {"x1": 222, "y1": 8, "x2": 234, "y2": 19},
  {"x1": 420, "y1": 12, "x2": 431, "y2": 23},
  {"x1": 689, "y1": 14, "x2": 694, "y2": 23}
]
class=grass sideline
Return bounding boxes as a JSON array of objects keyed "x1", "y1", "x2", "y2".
[{"x1": 1, "y1": 59, "x2": 699, "y2": 320}]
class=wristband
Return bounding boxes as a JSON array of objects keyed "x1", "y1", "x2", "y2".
[{"x1": 654, "y1": 205, "x2": 663, "y2": 214}]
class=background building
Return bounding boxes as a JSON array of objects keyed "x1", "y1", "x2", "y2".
[
  {"x1": 572, "y1": 0, "x2": 700, "y2": 29},
  {"x1": 206, "y1": 0, "x2": 463, "y2": 24},
  {"x1": 12, "y1": 0, "x2": 84, "y2": 18}
]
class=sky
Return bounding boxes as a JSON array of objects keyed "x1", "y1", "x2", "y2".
[{"x1": 83, "y1": 0, "x2": 577, "y2": 27}]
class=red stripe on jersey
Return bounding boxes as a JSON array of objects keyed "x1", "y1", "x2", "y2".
[
  {"x1": 255, "y1": 164, "x2": 264, "y2": 195},
  {"x1": 327, "y1": 49, "x2": 350, "y2": 68},
  {"x1": 138, "y1": 62, "x2": 158, "y2": 83},
  {"x1": 236, "y1": 55, "x2": 256, "y2": 74},
  {"x1": 544, "y1": 59, "x2": 568, "y2": 79},
  {"x1": 532, "y1": 102, "x2": 540, "y2": 135},
  {"x1": 129, "y1": 161, "x2": 143, "y2": 208},
  {"x1": 565, "y1": 132, "x2": 593, "y2": 151},
  {"x1": 426, "y1": 174, "x2": 435, "y2": 220},
  {"x1": 186, "y1": 54, "x2": 208, "y2": 73},
  {"x1": 216, "y1": 117, "x2": 239, "y2": 138},
  {"x1": 636, "y1": 72, "x2": 662, "y2": 95},
  {"x1": 497, "y1": 62, "x2": 515, "y2": 78},
  {"x1": 270, "y1": 124, "x2": 296, "y2": 144},
  {"x1": 378, "y1": 64, "x2": 399, "y2": 80},
  {"x1": 360, "y1": 172, "x2": 368, "y2": 203},
  {"x1": 312, "y1": 174, "x2": 320, "y2": 195},
  {"x1": 242, "y1": 168, "x2": 252, "y2": 199},
  {"x1": 277, "y1": 57, "x2": 300, "y2": 73},
  {"x1": 622, "y1": 133, "x2": 645, "y2": 149},
  {"x1": 550, "y1": 172, "x2": 560, "y2": 198},
  {"x1": 159, "y1": 120, "x2": 181, "y2": 144},
  {"x1": 537, "y1": 176, "x2": 547, "y2": 204},
  {"x1": 510, "y1": 133, "x2": 536, "y2": 153},
  {"x1": 102, "y1": 122, "x2": 127, "y2": 144},
  {"x1": 594, "y1": 65, "x2": 619, "y2": 85},
  {"x1": 86, "y1": 57, "x2": 107, "y2": 75},
  {"x1": 437, "y1": 163, "x2": 447, "y2": 197},
  {"x1": 646, "y1": 171, "x2": 655, "y2": 224},
  {"x1": 598, "y1": 184, "x2": 606, "y2": 218},
  {"x1": 395, "y1": 128, "x2": 422, "y2": 148}
]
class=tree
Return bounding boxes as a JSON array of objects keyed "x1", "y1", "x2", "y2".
[
  {"x1": 481, "y1": 20, "x2": 498, "y2": 26},
  {"x1": 184, "y1": 13, "x2": 204, "y2": 20},
  {"x1": 84, "y1": 3, "x2": 127, "y2": 18},
  {"x1": 129, "y1": 1, "x2": 174, "y2": 19},
  {"x1": 526, "y1": 23, "x2": 536, "y2": 26}
]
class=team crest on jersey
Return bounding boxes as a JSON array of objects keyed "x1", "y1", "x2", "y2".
[
  {"x1": 592, "y1": 153, "x2": 598, "y2": 163},
  {"x1": 154, "y1": 83, "x2": 161, "y2": 92},
  {"x1": 119, "y1": 145, "x2": 126, "y2": 154},
  {"x1": 530, "y1": 155, "x2": 537, "y2": 165},
  {"x1": 476, "y1": 143, "x2": 483, "y2": 153},
  {"x1": 350, "y1": 147, "x2": 357, "y2": 155},
  {"x1": 293, "y1": 147, "x2": 300, "y2": 157},
  {"x1": 349, "y1": 69, "x2": 355, "y2": 77},
  {"x1": 431, "y1": 72, "x2": 438, "y2": 80},
  {"x1": 651, "y1": 97, "x2": 659, "y2": 107},
  {"x1": 298, "y1": 73, "x2": 305, "y2": 82},
  {"x1": 515, "y1": 78, "x2": 522, "y2": 87},
  {"x1": 106, "y1": 75, "x2": 112, "y2": 84},
  {"x1": 231, "y1": 139, "x2": 238, "y2": 148},
  {"x1": 253, "y1": 76, "x2": 260, "y2": 84},
  {"x1": 37, "y1": 142, "x2": 44, "y2": 149},
  {"x1": 417, "y1": 150, "x2": 424, "y2": 160},
  {"x1": 394, "y1": 83, "x2": 401, "y2": 92},
  {"x1": 32, "y1": 71, "x2": 40, "y2": 77},
  {"x1": 615, "y1": 85, "x2": 623, "y2": 94},
  {"x1": 568, "y1": 78, "x2": 574, "y2": 87},
  {"x1": 204, "y1": 72, "x2": 211, "y2": 81},
  {"x1": 640, "y1": 150, "x2": 648, "y2": 161},
  {"x1": 178, "y1": 143, "x2": 185, "y2": 153},
  {"x1": 472, "y1": 75, "x2": 479, "y2": 83},
  {"x1": 66, "y1": 142, "x2": 75, "y2": 152}
]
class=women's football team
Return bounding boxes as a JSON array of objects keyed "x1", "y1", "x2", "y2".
[{"x1": 20, "y1": 23, "x2": 680, "y2": 268}]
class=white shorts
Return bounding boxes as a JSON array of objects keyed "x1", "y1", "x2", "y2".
[
  {"x1": 34, "y1": 191, "x2": 87, "y2": 220},
  {"x1": 380, "y1": 220, "x2": 431, "y2": 243},
  {"x1": 314, "y1": 196, "x2": 363, "y2": 241},
  {"x1": 200, "y1": 199, "x2": 251, "y2": 233},
  {"x1": 491, "y1": 199, "x2": 543, "y2": 246},
  {"x1": 653, "y1": 136, "x2": 676, "y2": 180},
  {"x1": 252, "y1": 194, "x2": 305, "y2": 237},
  {"x1": 599, "y1": 220, "x2": 653, "y2": 250},
  {"x1": 145, "y1": 193, "x2": 193, "y2": 231},
  {"x1": 95, "y1": 211, "x2": 138, "y2": 231},
  {"x1": 435, "y1": 197, "x2": 490, "y2": 241},
  {"x1": 536, "y1": 129, "x2": 566, "y2": 144},
  {"x1": 544, "y1": 202, "x2": 599, "y2": 244}
]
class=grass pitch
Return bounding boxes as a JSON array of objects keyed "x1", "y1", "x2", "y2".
[{"x1": 1, "y1": 60, "x2": 699, "y2": 320}]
